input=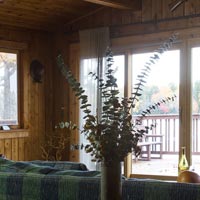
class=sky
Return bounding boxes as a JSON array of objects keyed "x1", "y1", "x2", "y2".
[{"x1": 132, "y1": 50, "x2": 180, "y2": 87}]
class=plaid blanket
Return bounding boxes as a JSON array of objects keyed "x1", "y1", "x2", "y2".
[
  {"x1": 29, "y1": 160, "x2": 88, "y2": 171},
  {"x1": 0, "y1": 158, "x2": 101, "y2": 200},
  {"x1": 124, "y1": 179, "x2": 200, "y2": 200},
  {"x1": 0, "y1": 172, "x2": 100, "y2": 200},
  {"x1": 0, "y1": 158, "x2": 100, "y2": 177},
  {"x1": 0, "y1": 158, "x2": 200, "y2": 200}
]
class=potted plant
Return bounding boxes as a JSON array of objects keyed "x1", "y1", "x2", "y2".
[{"x1": 56, "y1": 34, "x2": 177, "y2": 200}]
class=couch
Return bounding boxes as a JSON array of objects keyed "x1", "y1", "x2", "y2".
[{"x1": 0, "y1": 158, "x2": 200, "y2": 200}]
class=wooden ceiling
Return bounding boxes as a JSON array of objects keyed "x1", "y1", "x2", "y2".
[{"x1": 0, "y1": 0, "x2": 142, "y2": 32}]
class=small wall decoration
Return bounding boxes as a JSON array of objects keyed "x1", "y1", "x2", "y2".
[{"x1": 30, "y1": 59, "x2": 44, "y2": 83}]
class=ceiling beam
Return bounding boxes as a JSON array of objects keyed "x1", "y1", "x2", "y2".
[{"x1": 83, "y1": 0, "x2": 141, "y2": 10}]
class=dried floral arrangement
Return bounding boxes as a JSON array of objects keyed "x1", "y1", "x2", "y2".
[{"x1": 40, "y1": 126, "x2": 69, "y2": 161}]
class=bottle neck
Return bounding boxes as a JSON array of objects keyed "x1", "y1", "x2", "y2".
[{"x1": 181, "y1": 147, "x2": 186, "y2": 155}]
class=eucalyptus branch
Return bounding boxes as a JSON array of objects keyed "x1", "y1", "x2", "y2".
[
  {"x1": 130, "y1": 33, "x2": 178, "y2": 112},
  {"x1": 135, "y1": 94, "x2": 177, "y2": 125},
  {"x1": 56, "y1": 33, "x2": 178, "y2": 162}
]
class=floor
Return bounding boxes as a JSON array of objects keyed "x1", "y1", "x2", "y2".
[
  {"x1": 128, "y1": 154, "x2": 200, "y2": 176},
  {"x1": 132, "y1": 154, "x2": 179, "y2": 176}
]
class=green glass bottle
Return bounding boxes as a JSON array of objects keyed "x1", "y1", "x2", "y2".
[{"x1": 178, "y1": 146, "x2": 189, "y2": 175}]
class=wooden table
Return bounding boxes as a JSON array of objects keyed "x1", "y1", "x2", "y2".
[{"x1": 137, "y1": 134, "x2": 164, "y2": 161}]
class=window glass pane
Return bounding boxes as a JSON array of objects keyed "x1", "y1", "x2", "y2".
[
  {"x1": 79, "y1": 58, "x2": 100, "y2": 170},
  {"x1": 191, "y1": 47, "x2": 200, "y2": 172},
  {"x1": 0, "y1": 52, "x2": 18, "y2": 125},
  {"x1": 79, "y1": 55, "x2": 125, "y2": 170},
  {"x1": 113, "y1": 55, "x2": 124, "y2": 97},
  {"x1": 131, "y1": 50, "x2": 179, "y2": 176}
]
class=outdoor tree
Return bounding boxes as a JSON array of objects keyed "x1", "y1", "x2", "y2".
[
  {"x1": 0, "y1": 52, "x2": 17, "y2": 121},
  {"x1": 193, "y1": 81, "x2": 200, "y2": 113}
]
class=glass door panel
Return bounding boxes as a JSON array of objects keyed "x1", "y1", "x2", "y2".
[
  {"x1": 113, "y1": 55, "x2": 125, "y2": 97},
  {"x1": 79, "y1": 55, "x2": 125, "y2": 170},
  {"x1": 191, "y1": 47, "x2": 200, "y2": 172},
  {"x1": 131, "y1": 50, "x2": 180, "y2": 176}
]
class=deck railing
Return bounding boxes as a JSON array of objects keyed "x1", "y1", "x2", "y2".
[{"x1": 134, "y1": 114, "x2": 200, "y2": 154}]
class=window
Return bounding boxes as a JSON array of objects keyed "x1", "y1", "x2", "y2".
[
  {"x1": 79, "y1": 58, "x2": 100, "y2": 170},
  {"x1": 131, "y1": 49, "x2": 180, "y2": 176},
  {"x1": 79, "y1": 30, "x2": 200, "y2": 179},
  {"x1": 79, "y1": 55, "x2": 125, "y2": 170},
  {"x1": 111, "y1": 33, "x2": 200, "y2": 179},
  {"x1": 112, "y1": 55, "x2": 125, "y2": 97},
  {"x1": 191, "y1": 45, "x2": 200, "y2": 173},
  {"x1": 0, "y1": 51, "x2": 18, "y2": 126}
]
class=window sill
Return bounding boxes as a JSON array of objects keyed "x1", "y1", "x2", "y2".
[
  {"x1": 0, "y1": 129, "x2": 29, "y2": 139},
  {"x1": 130, "y1": 174, "x2": 177, "y2": 181}
]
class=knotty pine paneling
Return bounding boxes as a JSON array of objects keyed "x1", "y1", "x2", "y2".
[
  {"x1": 18, "y1": 138, "x2": 25, "y2": 160},
  {"x1": 142, "y1": 0, "x2": 152, "y2": 21},
  {"x1": 68, "y1": 43, "x2": 80, "y2": 162},
  {"x1": 151, "y1": 0, "x2": 162, "y2": 20},
  {"x1": 66, "y1": 0, "x2": 200, "y2": 42},
  {"x1": 0, "y1": 0, "x2": 101, "y2": 31},
  {"x1": 0, "y1": 139, "x2": 4, "y2": 155},
  {"x1": 185, "y1": 0, "x2": 200, "y2": 15},
  {"x1": 4, "y1": 139, "x2": 12, "y2": 159},
  {"x1": 51, "y1": 31, "x2": 71, "y2": 161},
  {"x1": 0, "y1": 25, "x2": 54, "y2": 161},
  {"x1": 11, "y1": 138, "x2": 19, "y2": 160},
  {"x1": 161, "y1": 0, "x2": 174, "y2": 19},
  {"x1": 27, "y1": 32, "x2": 54, "y2": 161}
]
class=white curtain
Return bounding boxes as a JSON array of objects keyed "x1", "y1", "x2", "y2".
[{"x1": 79, "y1": 27, "x2": 110, "y2": 170}]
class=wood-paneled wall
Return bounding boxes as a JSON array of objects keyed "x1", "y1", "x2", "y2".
[
  {"x1": 1, "y1": 0, "x2": 200, "y2": 162},
  {"x1": 65, "y1": 0, "x2": 200, "y2": 42},
  {"x1": 68, "y1": 43, "x2": 80, "y2": 162},
  {"x1": 51, "y1": 31, "x2": 71, "y2": 161},
  {"x1": 0, "y1": 25, "x2": 54, "y2": 161}
]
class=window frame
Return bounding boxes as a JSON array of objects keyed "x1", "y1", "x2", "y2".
[{"x1": 0, "y1": 48, "x2": 21, "y2": 128}]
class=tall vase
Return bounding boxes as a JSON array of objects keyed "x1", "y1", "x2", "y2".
[{"x1": 101, "y1": 161, "x2": 122, "y2": 200}]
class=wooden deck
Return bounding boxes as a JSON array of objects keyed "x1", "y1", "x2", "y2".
[{"x1": 122, "y1": 154, "x2": 200, "y2": 177}]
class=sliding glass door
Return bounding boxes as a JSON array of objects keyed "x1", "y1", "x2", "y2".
[
  {"x1": 191, "y1": 45, "x2": 200, "y2": 172},
  {"x1": 131, "y1": 49, "x2": 180, "y2": 176},
  {"x1": 78, "y1": 33, "x2": 200, "y2": 178}
]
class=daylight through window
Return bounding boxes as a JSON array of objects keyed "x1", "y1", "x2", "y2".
[{"x1": 0, "y1": 52, "x2": 18, "y2": 126}]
